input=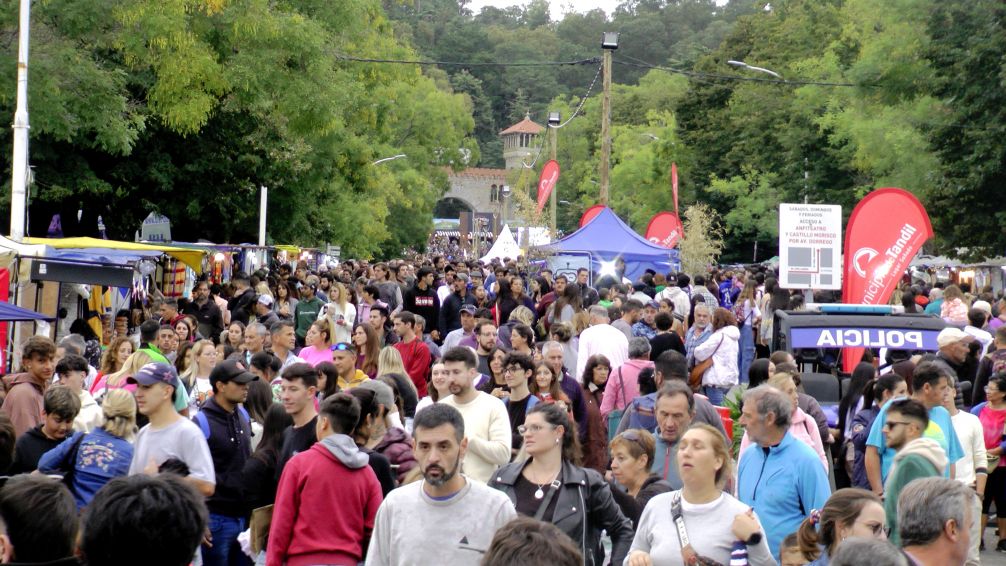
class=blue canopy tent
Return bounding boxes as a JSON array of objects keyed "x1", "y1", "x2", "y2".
[
  {"x1": 0, "y1": 301, "x2": 53, "y2": 322},
  {"x1": 539, "y1": 207, "x2": 680, "y2": 281}
]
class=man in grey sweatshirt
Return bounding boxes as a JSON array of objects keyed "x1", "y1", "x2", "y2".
[{"x1": 365, "y1": 404, "x2": 516, "y2": 566}]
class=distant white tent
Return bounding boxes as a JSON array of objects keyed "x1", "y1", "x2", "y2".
[{"x1": 481, "y1": 225, "x2": 521, "y2": 262}]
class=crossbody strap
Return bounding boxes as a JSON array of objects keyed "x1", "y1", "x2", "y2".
[
  {"x1": 671, "y1": 492, "x2": 726, "y2": 566},
  {"x1": 533, "y1": 478, "x2": 563, "y2": 521},
  {"x1": 618, "y1": 368, "x2": 627, "y2": 405}
]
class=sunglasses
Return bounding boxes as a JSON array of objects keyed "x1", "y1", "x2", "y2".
[{"x1": 330, "y1": 343, "x2": 356, "y2": 354}]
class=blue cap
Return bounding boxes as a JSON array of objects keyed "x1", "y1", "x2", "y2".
[{"x1": 126, "y1": 362, "x2": 178, "y2": 387}]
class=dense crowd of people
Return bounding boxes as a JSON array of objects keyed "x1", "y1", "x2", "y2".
[{"x1": 0, "y1": 255, "x2": 997, "y2": 566}]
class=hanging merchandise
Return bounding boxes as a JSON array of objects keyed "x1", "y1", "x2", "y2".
[{"x1": 161, "y1": 258, "x2": 186, "y2": 298}]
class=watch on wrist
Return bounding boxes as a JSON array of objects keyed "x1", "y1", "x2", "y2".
[{"x1": 745, "y1": 532, "x2": 762, "y2": 546}]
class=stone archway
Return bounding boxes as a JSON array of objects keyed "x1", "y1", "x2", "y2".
[{"x1": 434, "y1": 197, "x2": 476, "y2": 218}]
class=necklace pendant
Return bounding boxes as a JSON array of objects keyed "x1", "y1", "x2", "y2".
[{"x1": 534, "y1": 487, "x2": 545, "y2": 499}]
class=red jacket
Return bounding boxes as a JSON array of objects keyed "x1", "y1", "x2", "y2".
[
  {"x1": 267, "y1": 441, "x2": 383, "y2": 566},
  {"x1": 393, "y1": 339, "x2": 431, "y2": 397}
]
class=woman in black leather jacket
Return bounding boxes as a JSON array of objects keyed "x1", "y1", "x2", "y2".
[{"x1": 488, "y1": 403, "x2": 633, "y2": 566}]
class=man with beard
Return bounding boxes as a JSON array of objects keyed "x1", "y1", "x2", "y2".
[
  {"x1": 365, "y1": 403, "x2": 516, "y2": 566},
  {"x1": 439, "y1": 347, "x2": 512, "y2": 483}
]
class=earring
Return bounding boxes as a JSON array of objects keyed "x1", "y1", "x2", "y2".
[{"x1": 555, "y1": 438, "x2": 560, "y2": 445}]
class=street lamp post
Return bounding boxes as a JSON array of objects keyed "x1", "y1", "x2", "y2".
[
  {"x1": 729, "y1": 59, "x2": 810, "y2": 203},
  {"x1": 726, "y1": 60, "x2": 783, "y2": 79},
  {"x1": 372, "y1": 154, "x2": 406, "y2": 165},
  {"x1": 548, "y1": 110, "x2": 560, "y2": 235},
  {"x1": 10, "y1": 0, "x2": 31, "y2": 242},
  {"x1": 599, "y1": 32, "x2": 618, "y2": 206}
]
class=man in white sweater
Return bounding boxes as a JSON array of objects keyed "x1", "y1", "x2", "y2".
[
  {"x1": 438, "y1": 347, "x2": 512, "y2": 483},
  {"x1": 944, "y1": 381, "x2": 986, "y2": 565},
  {"x1": 366, "y1": 403, "x2": 515, "y2": 566},
  {"x1": 576, "y1": 305, "x2": 629, "y2": 381}
]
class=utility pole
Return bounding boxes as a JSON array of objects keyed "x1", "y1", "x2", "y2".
[
  {"x1": 548, "y1": 111, "x2": 560, "y2": 235},
  {"x1": 10, "y1": 0, "x2": 31, "y2": 242},
  {"x1": 804, "y1": 158, "x2": 809, "y2": 204},
  {"x1": 259, "y1": 186, "x2": 268, "y2": 246},
  {"x1": 599, "y1": 32, "x2": 618, "y2": 206}
]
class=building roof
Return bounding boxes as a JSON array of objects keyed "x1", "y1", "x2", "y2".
[
  {"x1": 499, "y1": 114, "x2": 544, "y2": 136},
  {"x1": 447, "y1": 167, "x2": 507, "y2": 179}
]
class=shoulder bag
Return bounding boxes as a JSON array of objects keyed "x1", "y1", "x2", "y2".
[
  {"x1": 689, "y1": 336, "x2": 723, "y2": 392},
  {"x1": 670, "y1": 492, "x2": 734, "y2": 566}
]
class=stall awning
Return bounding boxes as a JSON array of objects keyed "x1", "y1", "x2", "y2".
[
  {"x1": 25, "y1": 237, "x2": 205, "y2": 274},
  {"x1": 0, "y1": 301, "x2": 53, "y2": 322}
]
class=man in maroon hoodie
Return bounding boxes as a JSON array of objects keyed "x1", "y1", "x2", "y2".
[
  {"x1": 1, "y1": 336, "x2": 56, "y2": 437},
  {"x1": 268, "y1": 392, "x2": 383, "y2": 566}
]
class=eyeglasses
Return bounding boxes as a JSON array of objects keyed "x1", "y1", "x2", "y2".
[
  {"x1": 882, "y1": 420, "x2": 911, "y2": 430},
  {"x1": 854, "y1": 519, "x2": 890, "y2": 538},
  {"x1": 504, "y1": 365, "x2": 525, "y2": 375},
  {"x1": 517, "y1": 424, "x2": 556, "y2": 435},
  {"x1": 986, "y1": 386, "x2": 1001, "y2": 394}
]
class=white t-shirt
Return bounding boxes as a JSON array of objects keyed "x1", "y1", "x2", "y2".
[
  {"x1": 951, "y1": 410, "x2": 986, "y2": 487},
  {"x1": 128, "y1": 417, "x2": 216, "y2": 484}
]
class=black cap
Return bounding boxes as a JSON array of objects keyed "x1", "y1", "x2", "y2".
[{"x1": 209, "y1": 359, "x2": 259, "y2": 389}]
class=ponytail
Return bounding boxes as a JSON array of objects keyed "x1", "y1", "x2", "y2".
[
  {"x1": 799, "y1": 488, "x2": 881, "y2": 558},
  {"x1": 795, "y1": 510, "x2": 823, "y2": 561}
]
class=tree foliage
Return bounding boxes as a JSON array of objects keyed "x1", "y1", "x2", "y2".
[
  {"x1": 678, "y1": 203, "x2": 724, "y2": 275},
  {"x1": 0, "y1": 0, "x2": 474, "y2": 257}
]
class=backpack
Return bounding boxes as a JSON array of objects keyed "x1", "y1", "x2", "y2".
[
  {"x1": 626, "y1": 395, "x2": 657, "y2": 432},
  {"x1": 194, "y1": 406, "x2": 252, "y2": 439},
  {"x1": 990, "y1": 349, "x2": 1006, "y2": 376}
]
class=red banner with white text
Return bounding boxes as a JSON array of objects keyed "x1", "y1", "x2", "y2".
[
  {"x1": 644, "y1": 212, "x2": 683, "y2": 249},
  {"x1": 841, "y1": 188, "x2": 933, "y2": 371},
  {"x1": 535, "y1": 160, "x2": 560, "y2": 214}
]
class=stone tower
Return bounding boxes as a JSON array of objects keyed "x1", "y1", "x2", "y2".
[{"x1": 499, "y1": 114, "x2": 544, "y2": 171}]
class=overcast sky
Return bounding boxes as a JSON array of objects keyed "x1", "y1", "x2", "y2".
[{"x1": 468, "y1": 0, "x2": 622, "y2": 19}]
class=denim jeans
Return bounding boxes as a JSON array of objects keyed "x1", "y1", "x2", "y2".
[
  {"x1": 738, "y1": 324, "x2": 756, "y2": 383},
  {"x1": 203, "y1": 513, "x2": 246, "y2": 566},
  {"x1": 703, "y1": 385, "x2": 729, "y2": 406}
]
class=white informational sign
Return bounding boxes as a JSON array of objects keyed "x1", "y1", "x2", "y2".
[
  {"x1": 778, "y1": 203, "x2": 842, "y2": 290},
  {"x1": 547, "y1": 252, "x2": 592, "y2": 287}
]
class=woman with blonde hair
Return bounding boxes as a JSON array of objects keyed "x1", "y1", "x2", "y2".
[
  {"x1": 377, "y1": 346, "x2": 419, "y2": 421},
  {"x1": 627, "y1": 423, "x2": 774, "y2": 565},
  {"x1": 321, "y1": 281, "x2": 356, "y2": 344},
  {"x1": 180, "y1": 339, "x2": 218, "y2": 411},
  {"x1": 91, "y1": 349, "x2": 153, "y2": 400},
  {"x1": 37, "y1": 388, "x2": 138, "y2": 509},
  {"x1": 377, "y1": 345, "x2": 408, "y2": 377}
]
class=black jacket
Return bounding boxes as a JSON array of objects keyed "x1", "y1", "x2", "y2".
[
  {"x1": 439, "y1": 291, "x2": 476, "y2": 337},
  {"x1": 201, "y1": 397, "x2": 252, "y2": 517},
  {"x1": 184, "y1": 299, "x2": 224, "y2": 343},
  {"x1": 403, "y1": 285, "x2": 440, "y2": 334},
  {"x1": 11, "y1": 425, "x2": 64, "y2": 474},
  {"x1": 242, "y1": 449, "x2": 279, "y2": 513},
  {"x1": 228, "y1": 288, "x2": 256, "y2": 326},
  {"x1": 488, "y1": 459, "x2": 633, "y2": 566},
  {"x1": 609, "y1": 474, "x2": 673, "y2": 528}
]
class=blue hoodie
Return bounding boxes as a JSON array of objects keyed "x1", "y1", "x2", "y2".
[{"x1": 737, "y1": 431, "x2": 831, "y2": 559}]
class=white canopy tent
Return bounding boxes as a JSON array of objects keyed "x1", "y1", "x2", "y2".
[{"x1": 481, "y1": 225, "x2": 522, "y2": 262}]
